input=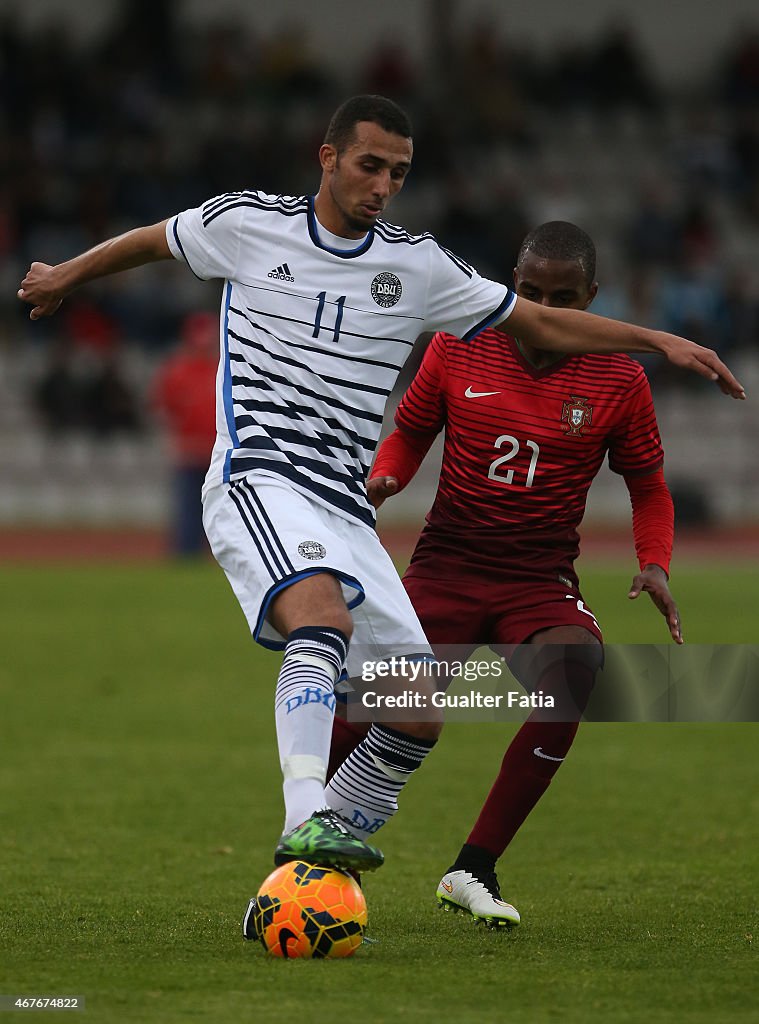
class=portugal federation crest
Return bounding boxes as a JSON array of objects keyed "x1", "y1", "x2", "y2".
[{"x1": 561, "y1": 395, "x2": 593, "y2": 436}]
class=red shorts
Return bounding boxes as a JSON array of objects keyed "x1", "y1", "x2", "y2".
[{"x1": 402, "y1": 571, "x2": 603, "y2": 653}]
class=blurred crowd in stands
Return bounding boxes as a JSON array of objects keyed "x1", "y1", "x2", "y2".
[{"x1": 2, "y1": 0, "x2": 759, "y2": 424}]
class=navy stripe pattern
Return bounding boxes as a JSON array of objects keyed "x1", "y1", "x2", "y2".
[
  {"x1": 325, "y1": 724, "x2": 436, "y2": 833},
  {"x1": 275, "y1": 627, "x2": 349, "y2": 714},
  {"x1": 168, "y1": 190, "x2": 514, "y2": 527},
  {"x1": 229, "y1": 479, "x2": 295, "y2": 580},
  {"x1": 203, "y1": 192, "x2": 308, "y2": 227}
]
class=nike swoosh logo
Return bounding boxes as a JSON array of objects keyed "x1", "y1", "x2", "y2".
[
  {"x1": 534, "y1": 747, "x2": 565, "y2": 762},
  {"x1": 465, "y1": 386, "x2": 501, "y2": 399},
  {"x1": 441, "y1": 880, "x2": 453, "y2": 893}
]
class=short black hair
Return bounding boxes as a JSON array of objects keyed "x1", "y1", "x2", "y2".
[
  {"x1": 324, "y1": 95, "x2": 413, "y2": 152},
  {"x1": 517, "y1": 221, "x2": 596, "y2": 284}
]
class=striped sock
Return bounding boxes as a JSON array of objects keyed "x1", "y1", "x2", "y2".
[
  {"x1": 325, "y1": 723, "x2": 436, "y2": 836},
  {"x1": 276, "y1": 626, "x2": 348, "y2": 833}
]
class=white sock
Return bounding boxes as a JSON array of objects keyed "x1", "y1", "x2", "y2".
[
  {"x1": 325, "y1": 724, "x2": 436, "y2": 836},
  {"x1": 275, "y1": 626, "x2": 348, "y2": 833}
]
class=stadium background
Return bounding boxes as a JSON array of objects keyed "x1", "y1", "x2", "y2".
[
  {"x1": 1, "y1": 5, "x2": 758, "y2": 1023},
  {"x1": 1, "y1": 0, "x2": 758, "y2": 551}
]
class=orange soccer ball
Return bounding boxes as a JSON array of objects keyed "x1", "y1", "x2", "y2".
[{"x1": 253, "y1": 861, "x2": 367, "y2": 959}]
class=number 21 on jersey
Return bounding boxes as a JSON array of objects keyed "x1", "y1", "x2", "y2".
[{"x1": 488, "y1": 434, "x2": 540, "y2": 487}]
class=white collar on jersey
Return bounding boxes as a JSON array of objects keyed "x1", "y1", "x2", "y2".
[
  {"x1": 307, "y1": 196, "x2": 373, "y2": 256},
  {"x1": 312, "y1": 216, "x2": 370, "y2": 251}
]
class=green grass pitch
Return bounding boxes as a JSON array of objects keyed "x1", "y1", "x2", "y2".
[{"x1": 1, "y1": 560, "x2": 757, "y2": 1023}]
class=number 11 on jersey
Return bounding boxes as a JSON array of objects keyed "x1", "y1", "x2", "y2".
[{"x1": 313, "y1": 292, "x2": 347, "y2": 343}]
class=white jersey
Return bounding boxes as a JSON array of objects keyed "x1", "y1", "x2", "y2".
[{"x1": 166, "y1": 191, "x2": 515, "y2": 527}]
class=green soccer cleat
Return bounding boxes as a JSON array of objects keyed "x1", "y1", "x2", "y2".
[{"x1": 274, "y1": 809, "x2": 384, "y2": 872}]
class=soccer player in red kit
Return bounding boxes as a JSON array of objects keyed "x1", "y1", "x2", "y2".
[{"x1": 333, "y1": 221, "x2": 681, "y2": 926}]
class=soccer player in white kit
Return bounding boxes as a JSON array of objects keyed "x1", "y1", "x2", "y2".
[{"x1": 18, "y1": 96, "x2": 744, "y2": 902}]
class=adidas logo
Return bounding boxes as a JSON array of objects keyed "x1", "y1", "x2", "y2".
[{"x1": 268, "y1": 263, "x2": 295, "y2": 282}]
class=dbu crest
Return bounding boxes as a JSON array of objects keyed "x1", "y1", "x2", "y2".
[
  {"x1": 561, "y1": 396, "x2": 593, "y2": 436},
  {"x1": 370, "y1": 272, "x2": 402, "y2": 308}
]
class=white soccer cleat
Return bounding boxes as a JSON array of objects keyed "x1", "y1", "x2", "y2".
[{"x1": 436, "y1": 868, "x2": 521, "y2": 928}]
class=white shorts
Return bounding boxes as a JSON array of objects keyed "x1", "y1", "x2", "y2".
[{"x1": 202, "y1": 475, "x2": 432, "y2": 674}]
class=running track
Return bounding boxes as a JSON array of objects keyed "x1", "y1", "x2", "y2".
[{"x1": 0, "y1": 526, "x2": 757, "y2": 564}]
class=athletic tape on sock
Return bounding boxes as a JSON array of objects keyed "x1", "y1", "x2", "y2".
[
  {"x1": 287, "y1": 651, "x2": 340, "y2": 683},
  {"x1": 282, "y1": 754, "x2": 327, "y2": 784},
  {"x1": 368, "y1": 751, "x2": 411, "y2": 783}
]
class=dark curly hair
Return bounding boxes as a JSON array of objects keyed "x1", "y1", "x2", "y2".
[{"x1": 324, "y1": 95, "x2": 413, "y2": 152}]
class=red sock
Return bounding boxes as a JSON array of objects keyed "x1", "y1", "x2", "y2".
[
  {"x1": 327, "y1": 716, "x2": 369, "y2": 782},
  {"x1": 464, "y1": 656, "x2": 595, "y2": 859},
  {"x1": 465, "y1": 719, "x2": 580, "y2": 858}
]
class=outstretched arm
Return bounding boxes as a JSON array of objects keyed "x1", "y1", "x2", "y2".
[
  {"x1": 17, "y1": 221, "x2": 172, "y2": 319},
  {"x1": 624, "y1": 469, "x2": 682, "y2": 644},
  {"x1": 499, "y1": 297, "x2": 745, "y2": 399}
]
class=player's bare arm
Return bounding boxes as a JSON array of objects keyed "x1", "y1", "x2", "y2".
[
  {"x1": 17, "y1": 220, "x2": 172, "y2": 320},
  {"x1": 500, "y1": 297, "x2": 745, "y2": 399},
  {"x1": 628, "y1": 564, "x2": 683, "y2": 644}
]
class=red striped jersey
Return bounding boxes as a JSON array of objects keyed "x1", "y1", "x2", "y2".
[{"x1": 397, "y1": 329, "x2": 664, "y2": 578}]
